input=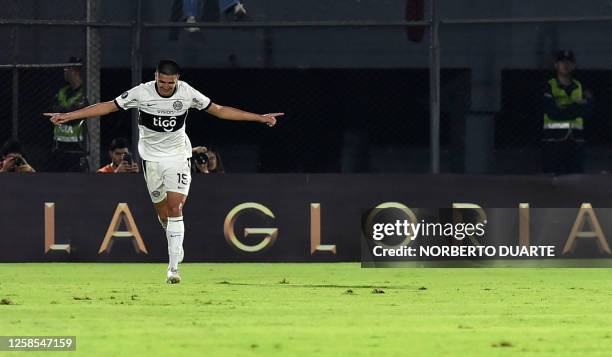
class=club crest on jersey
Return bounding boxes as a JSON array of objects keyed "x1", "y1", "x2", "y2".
[{"x1": 173, "y1": 100, "x2": 183, "y2": 110}]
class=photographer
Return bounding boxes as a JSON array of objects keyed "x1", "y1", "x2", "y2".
[
  {"x1": 192, "y1": 146, "x2": 225, "y2": 174},
  {"x1": 0, "y1": 139, "x2": 36, "y2": 173},
  {"x1": 97, "y1": 138, "x2": 139, "y2": 173}
]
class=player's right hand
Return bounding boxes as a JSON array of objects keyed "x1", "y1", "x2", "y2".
[{"x1": 43, "y1": 112, "x2": 71, "y2": 125}]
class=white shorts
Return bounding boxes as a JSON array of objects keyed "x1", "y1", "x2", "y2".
[{"x1": 142, "y1": 160, "x2": 192, "y2": 203}]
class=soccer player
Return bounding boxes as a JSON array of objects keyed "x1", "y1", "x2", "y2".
[{"x1": 44, "y1": 59, "x2": 283, "y2": 284}]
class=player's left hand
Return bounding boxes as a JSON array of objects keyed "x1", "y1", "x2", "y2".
[
  {"x1": 43, "y1": 112, "x2": 72, "y2": 125},
  {"x1": 261, "y1": 113, "x2": 284, "y2": 127}
]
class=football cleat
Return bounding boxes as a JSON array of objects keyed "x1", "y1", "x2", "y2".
[{"x1": 166, "y1": 268, "x2": 181, "y2": 284}]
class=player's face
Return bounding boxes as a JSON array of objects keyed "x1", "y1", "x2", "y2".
[
  {"x1": 155, "y1": 72, "x2": 179, "y2": 96},
  {"x1": 111, "y1": 148, "x2": 129, "y2": 166}
]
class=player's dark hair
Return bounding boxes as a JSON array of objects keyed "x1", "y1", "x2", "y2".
[
  {"x1": 156, "y1": 59, "x2": 180, "y2": 75},
  {"x1": 109, "y1": 137, "x2": 129, "y2": 152},
  {"x1": 1, "y1": 139, "x2": 22, "y2": 157}
]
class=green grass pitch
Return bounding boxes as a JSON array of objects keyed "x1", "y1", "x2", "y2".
[{"x1": 1, "y1": 263, "x2": 611, "y2": 356}]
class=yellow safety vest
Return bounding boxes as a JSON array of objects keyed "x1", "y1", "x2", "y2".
[
  {"x1": 54, "y1": 86, "x2": 85, "y2": 143},
  {"x1": 543, "y1": 78, "x2": 584, "y2": 130}
]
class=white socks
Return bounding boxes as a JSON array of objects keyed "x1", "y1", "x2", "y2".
[
  {"x1": 166, "y1": 216, "x2": 184, "y2": 271},
  {"x1": 160, "y1": 215, "x2": 184, "y2": 267}
]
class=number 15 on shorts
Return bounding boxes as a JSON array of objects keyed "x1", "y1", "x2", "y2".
[{"x1": 177, "y1": 173, "x2": 189, "y2": 186}]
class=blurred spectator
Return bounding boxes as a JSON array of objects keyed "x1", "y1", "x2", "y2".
[
  {"x1": 0, "y1": 139, "x2": 36, "y2": 173},
  {"x1": 47, "y1": 56, "x2": 89, "y2": 172},
  {"x1": 98, "y1": 138, "x2": 139, "y2": 173},
  {"x1": 405, "y1": 0, "x2": 425, "y2": 42},
  {"x1": 170, "y1": 0, "x2": 247, "y2": 35},
  {"x1": 192, "y1": 146, "x2": 225, "y2": 173},
  {"x1": 182, "y1": 0, "x2": 201, "y2": 32},
  {"x1": 542, "y1": 50, "x2": 592, "y2": 175}
]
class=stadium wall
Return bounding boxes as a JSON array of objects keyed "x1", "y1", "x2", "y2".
[
  {"x1": 3, "y1": 0, "x2": 612, "y2": 115},
  {"x1": 4, "y1": 0, "x2": 612, "y2": 71},
  {"x1": 1, "y1": 174, "x2": 612, "y2": 262}
]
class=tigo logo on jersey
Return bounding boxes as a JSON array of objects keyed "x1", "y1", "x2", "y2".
[{"x1": 153, "y1": 116, "x2": 177, "y2": 132}]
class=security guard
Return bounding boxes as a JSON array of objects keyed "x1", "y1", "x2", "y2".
[
  {"x1": 542, "y1": 50, "x2": 592, "y2": 174},
  {"x1": 48, "y1": 56, "x2": 89, "y2": 171}
]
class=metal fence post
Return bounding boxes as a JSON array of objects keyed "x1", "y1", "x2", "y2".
[
  {"x1": 86, "y1": 0, "x2": 101, "y2": 171},
  {"x1": 429, "y1": 0, "x2": 440, "y2": 173},
  {"x1": 10, "y1": 0, "x2": 19, "y2": 140},
  {"x1": 131, "y1": 0, "x2": 143, "y2": 163}
]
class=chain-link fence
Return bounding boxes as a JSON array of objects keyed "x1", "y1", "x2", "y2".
[
  {"x1": 2, "y1": 0, "x2": 433, "y2": 173},
  {"x1": 440, "y1": 19, "x2": 612, "y2": 174},
  {"x1": 0, "y1": 29, "x2": 132, "y2": 173},
  {"x1": 2, "y1": 0, "x2": 612, "y2": 174},
  {"x1": 0, "y1": 0, "x2": 134, "y2": 172}
]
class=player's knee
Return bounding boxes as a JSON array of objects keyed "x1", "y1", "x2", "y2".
[{"x1": 167, "y1": 205, "x2": 182, "y2": 217}]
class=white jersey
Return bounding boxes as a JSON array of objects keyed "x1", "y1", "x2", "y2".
[{"x1": 114, "y1": 80, "x2": 211, "y2": 162}]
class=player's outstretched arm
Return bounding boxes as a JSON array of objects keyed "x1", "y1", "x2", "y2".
[
  {"x1": 44, "y1": 101, "x2": 119, "y2": 125},
  {"x1": 206, "y1": 103, "x2": 283, "y2": 127}
]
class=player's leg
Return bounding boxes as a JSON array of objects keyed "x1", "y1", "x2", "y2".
[
  {"x1": 154, "y1": 199, "x2": 168, "y2": 230},
  {"x1": 152, "y1": 197, "x2": 185, "y2": 266},
  {"x1": 163, "y1": 160, "x2": 191, "y2": 284},
  {"x1": 142, "y1": 160, "x2": 180, "y2": 282},
  {"x1": 166, "y1": 191, "x2": 187, "y2": 271}
]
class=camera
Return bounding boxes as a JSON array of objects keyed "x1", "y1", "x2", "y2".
[
  {"x1": 194, "y1": 152, "x2": 208, "y2": 165},
  {"x1": 122, "y1": 153, "x2": 133, "y2": 163},
  {"x1": 13, "y1": 156, "x2": 25, "y2": 167}
]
